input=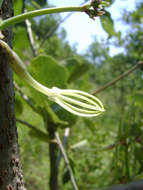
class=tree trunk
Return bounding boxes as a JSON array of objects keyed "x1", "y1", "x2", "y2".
[{"x1": 0, "y1": 0, "x2": 25, "y2": 189}]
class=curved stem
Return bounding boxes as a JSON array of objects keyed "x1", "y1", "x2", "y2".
[
  {"x1": 0, "y1": 39, "x2": 54, "y2": 96},
  {"x1": 24, "y1": 72, "x2": 54, "y2": 97},
  {"x1": 0, "y1": 5, "x2": 90, "y2": 30}
]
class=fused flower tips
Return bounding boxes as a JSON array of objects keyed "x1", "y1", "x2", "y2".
[{"x1": 49, "y1": 87, "x2": 105, "y2": 117}]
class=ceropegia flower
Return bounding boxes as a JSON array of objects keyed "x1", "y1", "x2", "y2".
[
  {"x1": 0, "y1": 40, "x2": 105, "y2": 117},
  {"x1": 49, "y1": 87, "x2": 104, "y2": 117}
]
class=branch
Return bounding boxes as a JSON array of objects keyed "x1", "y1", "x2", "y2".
[
  {"x1": 56, "y1": 128, "x2": 70, "y2": 168},
  {"x1": 93, "y1": 61, "x2": 143, "y2": 95},
  {"x1": 55, "y1": 132, "x2": 79, "y2": 190},
  {"x1": 24, "y1": 9, "x2": 38, "y2": 56}
]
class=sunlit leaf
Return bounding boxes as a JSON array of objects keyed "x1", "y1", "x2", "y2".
[
  {"x1": 26, "y1": 55, "x2": 68, "y2": 106},
  {"x1": 100, "y1": 11, "x2": 117, "y2": 37},
  {"x1": 29, "y1": 55, "x2": 68, "y2": 88}
]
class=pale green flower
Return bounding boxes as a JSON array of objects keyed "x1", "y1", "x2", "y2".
[{"x1": 0, "y1": 40, "x2": 105, "y2": 117}]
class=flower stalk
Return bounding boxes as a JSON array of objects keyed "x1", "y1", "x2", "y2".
[
  {"x1": 0, "y1": 1, "x2": 109, "y2": 30},
  {"x1": 0, "y1": 5, "x2": 89, "y2": 30},
  {"x1": 0, "y1": 40, "x2": 105, "y2": 117}
]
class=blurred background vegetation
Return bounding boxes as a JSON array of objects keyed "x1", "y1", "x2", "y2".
[{"x1": 13, "y1": 0, "x2": 143, "y2": 189}]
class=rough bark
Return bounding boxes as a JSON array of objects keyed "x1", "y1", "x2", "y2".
[{"x1": 0, "y1": 0, "x2": 25, "y2": 189}]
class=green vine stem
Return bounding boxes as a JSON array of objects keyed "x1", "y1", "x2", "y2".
[
  {"x1": 0, "y1": 5, "x2": 90, "y2": 30},
  {"x1": 0, "y1": 0, "x2": 109, "y2": 30}
]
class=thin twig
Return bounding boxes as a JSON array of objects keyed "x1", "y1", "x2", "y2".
[
  {"x1": 16, "y1": 118, "x2": 37, "y2": 130},
  {"x1": 25, "y1": 18, "x2": 38, "y2": 56},
  {"x1": 16, "y1": 118, "x2": 50, "y2": 142},
  {"x1": 93, "y1": 61, "x2": 143, "y2": 95},
  {"x1": 40, "y1": 12, "x2": 73, "y2": 47},
  {"x1": 14, "y1": 82, "x2": 37, "y2": 112},
  {"x1": 55, "y1": 132, "x2": 79, "y2": 190},
  {"x1": 56, "y1": 128, "x2": 70, "y2": 168},
  {"x1": 77, "y1": 140, "x2": 126, "y2": 153},
  {"x1": 98, "y1": 140, "x2": 125, "y2": 151}
]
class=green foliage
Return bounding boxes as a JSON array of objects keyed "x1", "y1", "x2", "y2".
[{"x1": 29, "y1": 55, "x2": 68, "y2": 88}]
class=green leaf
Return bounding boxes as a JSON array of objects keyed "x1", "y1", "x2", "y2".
[
  {"x1": 100, "y1": 11, "x2": 117, "y2": 37},
  {"x1": 26, "y1": 55, "x2": 68, "y2": 107},
  {"x1": 13, "y1": 0, "x2": 23, "y2": 16},
  {"x1": 66, "y1": 58, "x2": 90, "y2": 83},
  {"x1": 29, "y1": 55, "x2": 68, "y2": 88},
  {"x1": 13, "y1": 27, "x2": 31, "y2": 51}
]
